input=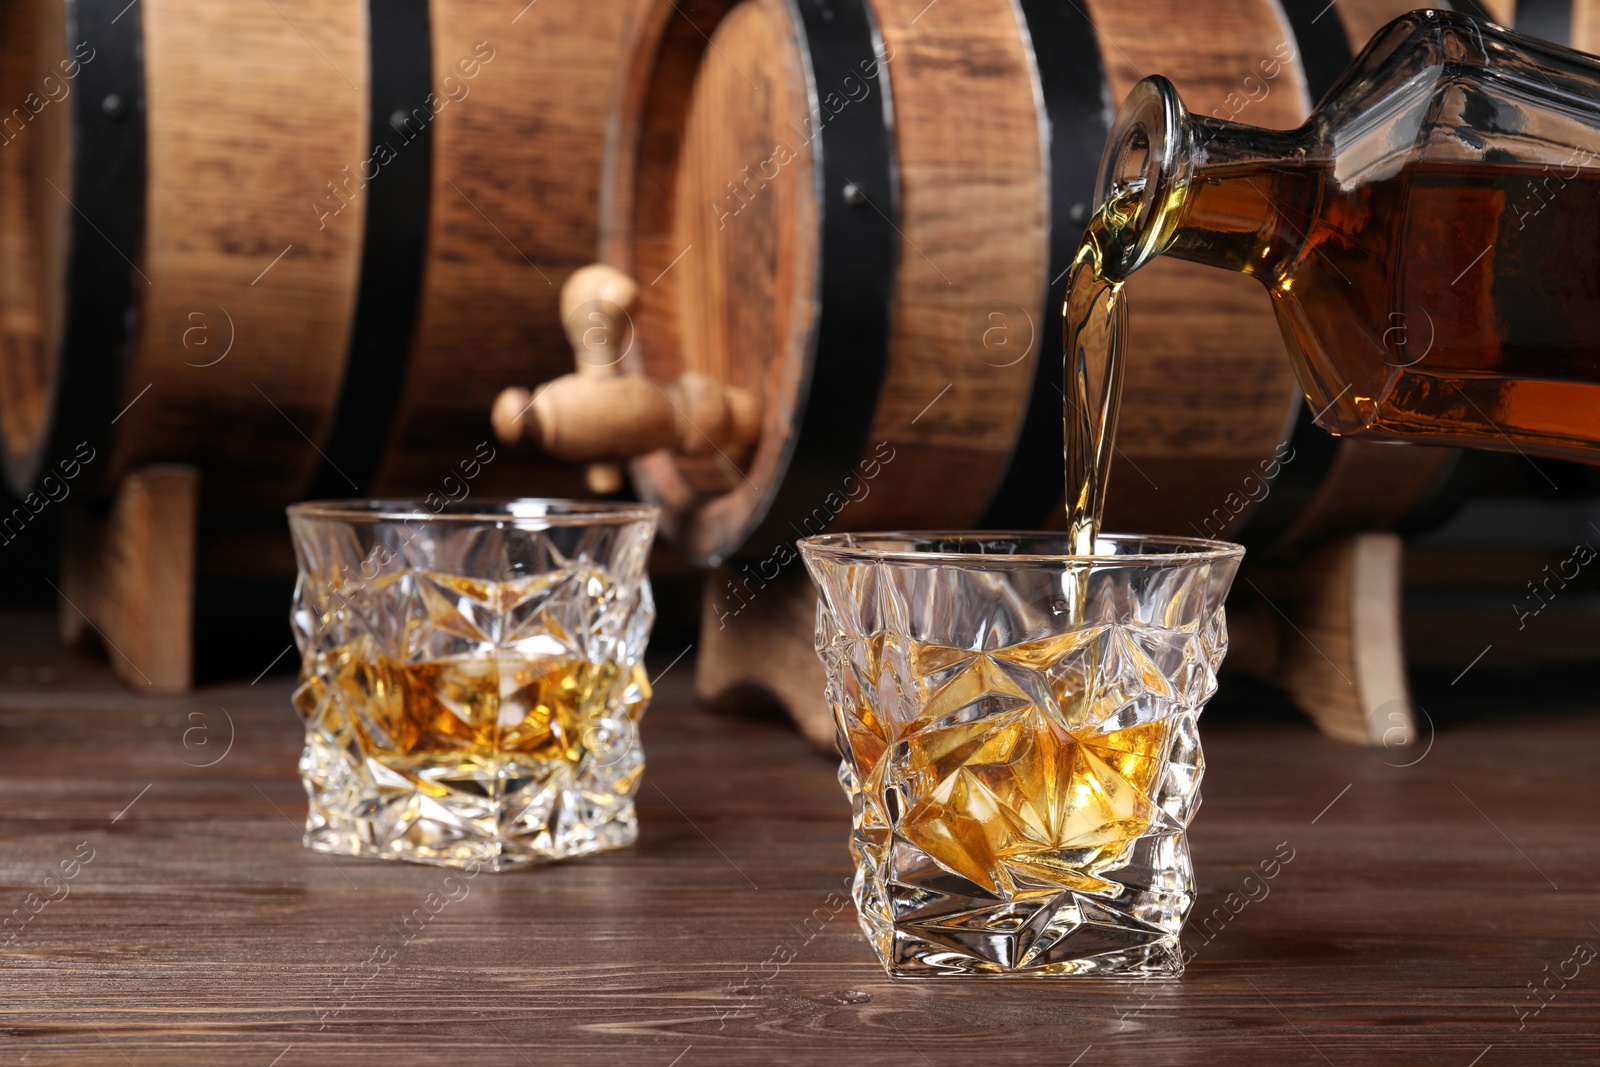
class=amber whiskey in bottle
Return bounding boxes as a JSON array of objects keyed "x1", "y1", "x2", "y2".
[{"x1": 1092, "y1": 11, "x2": 1600, "y2": 464}]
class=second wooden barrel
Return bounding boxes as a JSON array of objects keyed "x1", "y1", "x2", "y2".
[
  {"x1": 595, "y1": 0, "x2": 1476, "y2": 565},
  {"x1": 0, "y1": 0, "x2": 635, "y2": 508}
]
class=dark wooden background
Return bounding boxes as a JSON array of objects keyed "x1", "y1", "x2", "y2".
[{"x1": 1, "y1": 608, "x2": 1597, "y2": 1066}]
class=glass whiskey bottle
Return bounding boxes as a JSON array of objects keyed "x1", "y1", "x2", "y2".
[{"x1": 1091, "y1": 10, "x2": 1600, "y2": 464}]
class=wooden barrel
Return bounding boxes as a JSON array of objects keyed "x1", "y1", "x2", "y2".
[
  {"x1": 0, "y1": 0, "x2": 633, "y2": 508},
  {"x1": 596, "y1": 0, "x2": 1475, "y2": 566},
  {"x1": 603, "y1": 0, "x2": 1046, "y2": 564}
]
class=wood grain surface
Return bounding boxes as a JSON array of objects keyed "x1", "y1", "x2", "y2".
[
  {"x1": 1575, "y1": 2, "x2": 1600, "y2": 53},
  {"x1": 0, "y1": 0, "x2": 70, "y2": 472},
  {"x1": 845, "y1": 0, "x2": 1046, "y2": 532},
  {"x1": 58, "y1": 464, "x2": 199, "y2": 693},
  {"x1": 1, "y1": 610, "x2": 1597, "y2": 1065},
  {"x1": 626, "y1": 0, "x2": 822, "y2": 551},
  {"x1": 117, "y1": 0, "x2": 368, "y2": 507},
  {"x1": 372, "y1": 0, "x2": 635, "y2": 500}
]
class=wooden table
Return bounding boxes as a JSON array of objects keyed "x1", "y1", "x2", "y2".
[{"x1": 2, "y1": 609, "x2": 1597, "y2": 1066}]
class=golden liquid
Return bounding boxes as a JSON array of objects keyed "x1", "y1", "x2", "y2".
[
  {"x1": 1061, "y1": 190, "x2": 1141, "y2": 557},
  {"x1": 847, "y1": 633, "x2": 1171, "y2": 894},
  {"x1": 295, "y1": 643, "x2": 649, "y2": 789}
]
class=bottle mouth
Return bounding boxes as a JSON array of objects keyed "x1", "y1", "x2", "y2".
[{"x1": 1093, "y1": 75, "x2": 1193, "y2": 279}]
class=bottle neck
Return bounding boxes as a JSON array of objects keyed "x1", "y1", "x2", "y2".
[
  {"x1": 1162, "y1": 117, "x2": 1311, "y2": 278},
  {"x1": 1095, "y1": 76, "x2": 1311, "y2": 282}
]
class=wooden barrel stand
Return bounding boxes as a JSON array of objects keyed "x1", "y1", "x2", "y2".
[{"x1": 59, "y1": 465, "x2": 199, "y2": 694}]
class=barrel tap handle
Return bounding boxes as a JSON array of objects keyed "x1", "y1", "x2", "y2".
[{"x1": 492, "y1": 263, "x2": 763, "y2": 482}]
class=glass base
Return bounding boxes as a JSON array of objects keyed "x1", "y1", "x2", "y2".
[
  {"x1": 874, "y1": 919, "x2": 1185, "y2": 979},
  {"x1": 299, "y1": 732, "x2": 641, "y2": 872},
  {"x1": 303, "y1": 819, "x2": 638, "y2": 873},
  {"x1": 856, "y1": 843, "x2": 1193, "y2": 979}
]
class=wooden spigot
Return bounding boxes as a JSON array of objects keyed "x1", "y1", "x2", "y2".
[
  {"x1": 493, "y1": 263, "x2": 763, "y2": 487},
  {"x1": 493, "y1": 370, "x2": 762, "y2": 465}
]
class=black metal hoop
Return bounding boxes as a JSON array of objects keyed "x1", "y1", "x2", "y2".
[
  {"x1": 311, "y1": 0, "x2": 435, "y2": 496},
  {"x1": 18, "y1": 0, "x2": 148, "y2": 495},
  {"x1": 735, "y1": 0, "x2": 899, "y2": 561}
]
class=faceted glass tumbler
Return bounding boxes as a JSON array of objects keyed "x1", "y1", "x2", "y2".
[
  {"x1": 286, "y1": 499, "x2": 659, "y2": 872},
  {"x1": 799, "y1": 532, "x2": 1243, "y2": 977}
]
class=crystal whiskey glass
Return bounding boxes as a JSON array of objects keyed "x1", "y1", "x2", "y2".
[
  {"x1": 287, "y1": 499, "x2": 658, "y2": 871},
  {"x1": 800, "y1": 532, "x2": 1242, "y2": 976}
]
